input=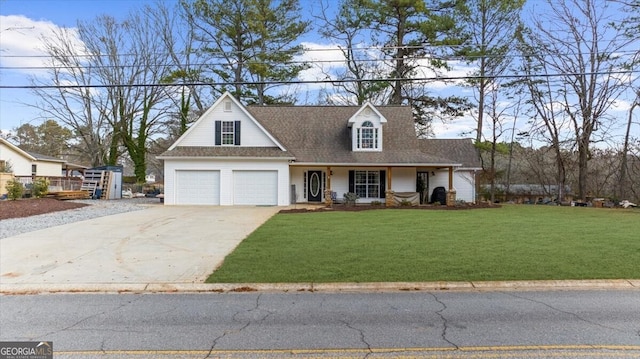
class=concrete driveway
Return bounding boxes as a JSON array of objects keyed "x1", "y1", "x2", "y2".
[{"x1": 0, "y1": 205, "x2": 280, "y2": 291}]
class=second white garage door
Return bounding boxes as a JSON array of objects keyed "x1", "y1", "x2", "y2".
[
  {"x1": 176, "y1": 170, "x2": 220, "y2": 205},
  {"x1": 233, "y1": 170, "x2": 278, "y2": 205}
]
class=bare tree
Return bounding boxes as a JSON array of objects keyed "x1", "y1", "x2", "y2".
[
  {"x1": 31, "y1": 8, "x2": 176, "y2": 180},
  {"x1": 519, "y1": 0, "x2": 636, "y2": 200},
  {"x1": 31, "y1": 27, "x2": 113, "y2": 167},
  {"x1": 458, "y1": 0, "x2": 525, "y2": 144}
]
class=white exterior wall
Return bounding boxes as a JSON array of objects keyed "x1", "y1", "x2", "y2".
[
  {"x1": 178, "y1": 99, "x2": 277, "y2": 147},
  {"x1": 36, "y1": 161, "x2": 63, "y2": 177},
  {"x1": 0, "y1": 143, "x2": 32, "y2": 176},
  {"x1": 0, "y1": 142, "x2": 62, "y2": 177},
  {"x1": 390, "y1": 167, "x2": 416, "y2": 192},
  {"x1": 454, "y1": 170, "x2": 476, "y2": 203},
  {"x1": 164, "y1": 158, "x2": 290, "y2": 206},
  {"x1": 428, "y1": 170, "x2": 476, "y2": 203}
]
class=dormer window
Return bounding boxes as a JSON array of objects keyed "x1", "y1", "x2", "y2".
[
  {"x1": 357, "y1": 121, "x2": 379, "y2": 150},
  {"x1": 348, "y1": 103, "x2": 386, "y2": 152}
]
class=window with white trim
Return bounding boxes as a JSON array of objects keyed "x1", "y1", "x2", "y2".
[
  {"x1": 221, "y1": 121, "x2": 235, "y2": 145},
  {"x1": 355, "y1": 170, "x2": 379, "y2": 198},
  {"x1": 356, "y1": 121, "x2": 379, "y2": 149}
]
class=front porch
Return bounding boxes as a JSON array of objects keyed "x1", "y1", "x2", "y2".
[{"x1": 290, "y1": 165, "x2": 461, "y2": 207}]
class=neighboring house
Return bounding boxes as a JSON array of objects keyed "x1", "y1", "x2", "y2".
[
  {"x1": 0, "y1": 138, "x2": 87, "y2": 194},
  {"x1": 158, "y1": 92, "x2": 481, "y2": 206},
  {"x1": 1, "y1": 138, "x2": 66, "y2": 178}
]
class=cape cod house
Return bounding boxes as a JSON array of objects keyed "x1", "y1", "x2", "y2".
[{"x1": 158, "y1": 92, "x2": 481, "y2": 206}]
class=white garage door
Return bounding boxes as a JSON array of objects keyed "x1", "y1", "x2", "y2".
[
  {"x1": 176, "y1": 170, "x2": 220, "y2": 205},
  {"x1": 233, "y1": 170, "x2": 278, "y2": 205}
]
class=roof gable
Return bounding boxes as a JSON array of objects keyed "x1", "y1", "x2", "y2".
[
  {"x1": 168, "y1": 92, "x2": 286, "y2": 151},
  {"x1": 1, "y1": 138, "x2": 36, "y2": 161},
  {"x1": 347, "y1": 102, "x2": 388, "y2": 127}
]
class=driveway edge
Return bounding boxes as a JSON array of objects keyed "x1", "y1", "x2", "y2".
[{"x1": 1, "y1": 279, "x2": 637, "y2": 295}]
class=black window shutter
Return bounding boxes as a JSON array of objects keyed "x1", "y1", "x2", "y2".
[
  {"x1": 348, "y1": 170, "x2": 355, "y2": 193},
  {"x1": 234, "y1": 121, "x2": 241, "y2": 145},
  {"x1": 215, "y1": 121, "x2": 221, "y2": 145},
  {"x1": 379, "y1": 170, "x2": 386, "y2": 198}
]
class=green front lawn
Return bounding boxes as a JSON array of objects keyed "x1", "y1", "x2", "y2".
[{"x1": 207, "y1": 205, "x2": 640, "y2": 283}]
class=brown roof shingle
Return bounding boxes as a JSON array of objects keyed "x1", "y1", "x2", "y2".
[
  {"x1": 160, "y1": 104, "x2": 479, "y2": 167},
  {"x1": 159, "y1": 146, "x2": 294, "y2": 159},
  {"x1": 419, "y1": 139, "x2": 481, "y2": 168},
  {"x1": 246, "y1": 106, "x2": 459, "y2": 165}
]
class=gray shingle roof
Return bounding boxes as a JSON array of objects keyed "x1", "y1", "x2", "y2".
[
  {"x1": 246, "y1": 106, "x2": 460, "y2": 165},
  {"x1": 160, "y1": 104, "x2": 480, "y2": 167},
  {"x1": 159, "y1": 146, "x2": 294, "y2": 159},
  {"x1": 418, "y1": 139, "x2": 481, "y2": 168}
]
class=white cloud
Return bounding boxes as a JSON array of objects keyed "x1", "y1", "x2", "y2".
[{"x1": 0, "y1": 15, "x2": 84, "y2": 79}]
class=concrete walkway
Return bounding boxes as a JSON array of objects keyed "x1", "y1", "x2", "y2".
[
  {"x1": 1, "y1": 204, "x2": 638, "y2": 295},
  {"x1": 0, "y1": 205, "x2": 280, "y2": 293}
]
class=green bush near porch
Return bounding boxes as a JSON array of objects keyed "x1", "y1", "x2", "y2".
[{"x1": 207, "y1": 205, "x2": 640, "y2": 283}]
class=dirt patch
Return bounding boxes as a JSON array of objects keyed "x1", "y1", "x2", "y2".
[
  {"x1": 0, "y1": 198, "x2": 89, "y2": 220},
  {"x1": 280, "y1": 202, "x2": 499, "y2": 214}
]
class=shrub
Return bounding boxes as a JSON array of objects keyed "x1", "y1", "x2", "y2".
[
  {"x1": 371, "y1": 200, "x2": 382, "y2": 206},
  {"x1": 343, "y1": 192, "x2": 358, "y2": 206},
  {"x1": 31, "y1": 177, "x2": 50, "y2": 198},
  {"x1": 400, "y1": 199, "x2": 413, "y2": 206},
  {"x1": 5, "y1": 179, "x2": 24, "y2": 200}
]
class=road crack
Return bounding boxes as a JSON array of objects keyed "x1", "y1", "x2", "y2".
[
  {"x1": 36, "y1": 295, "x2": 145, "y2": 339},
  {"x1": 204, "y1": 294, "x2": 271, "y2": 359},
  {"x1": 428, "y1": 292, "x2": 459, "y2": 350},
  {"x1": 340, "y1": 319, "x2": 372, "y2": 358},
  {"x1": 504, "y1": 292, "x2": 631, "y2": 335}
]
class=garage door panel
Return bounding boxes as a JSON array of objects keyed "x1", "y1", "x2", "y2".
[
  {"x1": 234, "y1": 170, "x2": 277, "y2": 205},
  {"x1": 176, "y1": 170, "x2": 220, "y2": 205}
]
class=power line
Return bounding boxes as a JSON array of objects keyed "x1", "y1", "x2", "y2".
[{"x1": 1, "y1": 70, "x2": 637, "y2": 90}]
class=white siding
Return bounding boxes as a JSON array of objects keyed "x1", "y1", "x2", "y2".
[
  {"x1": 391, "y1": 167, "x2": 416, "y2": 192},
  {"x1": 177, "y1": 101, "x2": 277, "y2": 147},
  {"x1": 36, "y1": 161, "x2": 63, "y2": 177},
  {"x1": 427, "y1": 170, "x2": 476, "y2": 203},
  {"x1": 454, "y1": 170, "x2": 476, "y2": 203},
  {"x1": 164, "y1": 159, "x2": 290, "y2": 206},
  {"x1": 0, "y1": 142, "x2": 62, "y2": 177},
  {"x1": 0, "y1": 143, "x2": 33, "y2": 177}
]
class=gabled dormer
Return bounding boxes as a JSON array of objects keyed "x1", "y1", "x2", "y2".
[{"x1": 347, "y1": 103, "x2": 387, "y2": 152}]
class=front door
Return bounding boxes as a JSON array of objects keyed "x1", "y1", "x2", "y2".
[{"x1": 307, "y1": 170, "x2": 322, "y2": 202}]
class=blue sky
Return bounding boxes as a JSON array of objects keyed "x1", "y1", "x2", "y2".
[
  {"x1": 0, "y1": 0, "x2": 637, "y2": 145},
  {"x1": 0, "y1": 0, "x2": 477, "y2": 139},
  {"x1": 1, "y1": 0, "x2": 173, "y2": 132}
]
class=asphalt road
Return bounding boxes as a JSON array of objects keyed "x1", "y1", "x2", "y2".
[{"x1": 1, "y1": 290, "x2": 639, "y2": 358}]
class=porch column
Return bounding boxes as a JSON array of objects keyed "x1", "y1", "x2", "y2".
[
  {"x1": 385, "y1": 166, "x2": 394, "y2": 206},
  {"x1": 447, "y1": 166, "x2": 456, "y2": 206},
  {"x1": 324, "y1": 166, "x2": 333, "y2": 206}
]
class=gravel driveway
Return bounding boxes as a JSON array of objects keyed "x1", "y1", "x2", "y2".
[{"x1": 0, "y1": 198, "x2": 158, "y2": 239}]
